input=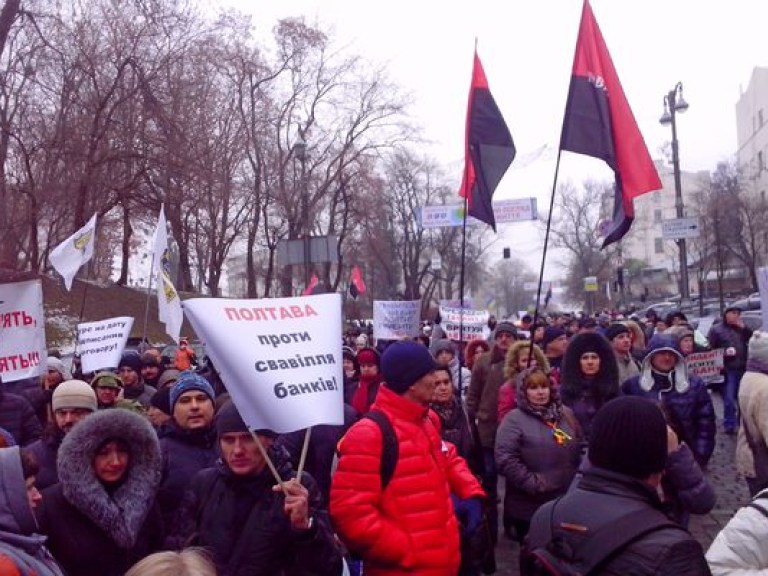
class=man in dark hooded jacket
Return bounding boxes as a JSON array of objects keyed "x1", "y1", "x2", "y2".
[
  {"x1": 524, "y1": 397, "x2": 711, "y2": 575},
  {"x1": 622, "y1": 333, "x2": 716, "y2": 467},
  {"x1": 168, "y1": 400, "x2": 342, "y2": 576},
  {"x1": 0, "y1": 376, "x2": 41, "y2": 446}
]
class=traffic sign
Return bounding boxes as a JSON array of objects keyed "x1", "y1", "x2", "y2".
[{"x1": 662, "y1": 217, "x2": 700, "y2": 240}]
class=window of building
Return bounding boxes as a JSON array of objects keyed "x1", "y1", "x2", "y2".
[
  {"x1": 654, "y1": 238, "x2": 663, "y2": 254},
  {"x1": 760, "y1": 151, "x2": 765, "y2": 173},
  {"x1": 761, "y1": 109, "x2": 765, "y2": 128},
  {"x1": 652, "y1": 191, "x2": 660, "y2": 203},
  {"x1": 653, "y1": 209, "x2": 662, "y2": 223}
]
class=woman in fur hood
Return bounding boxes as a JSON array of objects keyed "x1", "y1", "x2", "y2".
[
  {"x1": 560, "y1": 331, "x2": 620, "y2": 442},
  {"x1": 36, "y1": 409, "x2": 164, "y2": 576}
]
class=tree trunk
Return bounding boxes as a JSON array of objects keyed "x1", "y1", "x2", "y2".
[{"x1": 116, "y1": 204, "x2": 132, "y2": 286}]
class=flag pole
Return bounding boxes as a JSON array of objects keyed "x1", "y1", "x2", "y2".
[
  {"x1": 529, "y1": 149, "x2": 564, "y2": 365},
  {"x1": 296, "y1": 426, "x2": 312, "y2": 483},
  {"x1": 141, "y1": 265, "x2": 154, "y2": 348},
  {"x1": 457, "y1": 194, "x2": 468, "y2": 398}
]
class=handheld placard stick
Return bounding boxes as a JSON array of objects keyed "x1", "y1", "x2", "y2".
[
  {"x1": 296, "y1": 426, "x2": 313, "y2": 483},
  {"x1": 250, "y1": 430, "x2": 285, "y2": 488}
]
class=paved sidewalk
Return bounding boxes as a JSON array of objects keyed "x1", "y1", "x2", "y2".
[{"x1": 494, "y1": 391, "x2": 747, "y2": 574}]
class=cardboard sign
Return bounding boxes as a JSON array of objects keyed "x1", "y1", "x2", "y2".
[
  {"x1": 77, "y1": 316, "x2": 134, "y2": 372},
  {"x1": 439, "y1": 306, "x2": 490, "y2": 342},
  {"x1": 183, "y1": 294, "x2": 343, "y2": 433},
  {"x1": 686, "y1": 348, "x2": 724, "y2": 378},
  {"x1": 0, "y1": 280, "x2": 46, "y2": 382},
  {"x1": 373, "y1": 300, "x2": 420, "y2": 340}
]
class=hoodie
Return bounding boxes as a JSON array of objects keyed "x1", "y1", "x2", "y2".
[
  {"x1": 0, "y1": 447, "x2": 64, "y2": 576},
  {"x1": 622, "y1": 334, "x2": 716, "y2": 466}
]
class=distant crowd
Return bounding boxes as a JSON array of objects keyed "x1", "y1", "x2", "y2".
[{"x1": 0, "y1": 305, "x2": 767, "y2": 574}]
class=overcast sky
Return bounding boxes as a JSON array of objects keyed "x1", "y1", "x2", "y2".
[{"x1": 219, "y1": 0, "x2": 768, "y2": 282}]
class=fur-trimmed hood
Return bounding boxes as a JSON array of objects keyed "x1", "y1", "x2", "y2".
[
  {"x1": 57, "y1": 409, "x2": 161, "y2": 549},
  {"x1": 561, "y1": 332, "x2": 619, "y2": 403},
  {"x1": 503, "y1": 341, "x2": 550, "y2": 381},
  {"x1": 638, "y1": 334, "x2": 690, "y2": 394}
]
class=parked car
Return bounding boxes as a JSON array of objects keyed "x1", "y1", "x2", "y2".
[
  {"x1": 728, "y1": 292, "x2": 761, "y2": 311},
  {"x1": 741, "y1": 310, "x2": 764, "y2": 332}
]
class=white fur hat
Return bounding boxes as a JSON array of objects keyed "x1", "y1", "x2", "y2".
[{"x1": 749, "y1": 331, "x2": 768, "y2": 364}]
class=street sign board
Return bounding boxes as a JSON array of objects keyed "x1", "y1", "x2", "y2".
[
  {"x1": 662, "y1": 217, "x2": 700, "y2": 240},
  {"x1": 419, "y1": 198, "x2": 538, "y2": 229},
  {"x1": 584, "y1": 276, "x2": 598, "y2": 292}
]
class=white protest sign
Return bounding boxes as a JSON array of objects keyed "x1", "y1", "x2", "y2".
[
  {"x1": 686, "y1": 348, "x2": 725, "y2": 379},
  {"x1": 0, "y1": 280, "x2": 46, "y2": 382},
  {"x1": 439, "y1": 306, "x2": 490, "y2": 341},
  {"x1": 77, "y1": 316, "x2": 134, "y2": 372},
  {"x1": 183, "y1": 294, "x2": 343, "y2": 433},
  {"x1": 373, "y1": 300, "x2": 421, "y2": 340}
]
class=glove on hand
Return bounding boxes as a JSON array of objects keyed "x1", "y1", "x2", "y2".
[{"x1": 451, "y1": 495, "x2": 483, "y2": 538}]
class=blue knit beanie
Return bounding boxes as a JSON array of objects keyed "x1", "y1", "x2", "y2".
[
  {"x1": 170, "y1": 371, "x2": 215, "y2": 411},
  {"x1": 381, "y1": 341, "x2": 438, "y2": 394}
]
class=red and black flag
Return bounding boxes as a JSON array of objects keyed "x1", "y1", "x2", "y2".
[
  {"x1": 348, "y1": 265, "x2": 366, "y2": 299},
  {"x1": 458, "y1": 50, "x2": 516, "y2": 231},
  {"x1": 560, "y1": 1, "x2": 661, "y2": 248},
  {"x1": 301, "y1": 273, "x2": 319, "y2": 296}
]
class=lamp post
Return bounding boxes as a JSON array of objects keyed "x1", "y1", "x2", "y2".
[
  {"x1": 294, "y1": 134, "x2": 310, "y2": 286},
  {"x1": 659, "y1": 82, "x2": 690, "y2": 301}
]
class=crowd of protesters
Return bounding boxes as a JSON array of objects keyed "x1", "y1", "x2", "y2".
[{"x1": 0, "y1": 302, "x2": 767, "y2": 574}]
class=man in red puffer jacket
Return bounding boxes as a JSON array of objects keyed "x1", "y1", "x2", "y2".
[{"x1": 331, "y1": 341, "x2": 485, "y2": 576}]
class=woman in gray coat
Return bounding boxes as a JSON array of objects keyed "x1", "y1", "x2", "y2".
[{"x1": 494, "y1": 367, "x2": 583, "y2": 543}]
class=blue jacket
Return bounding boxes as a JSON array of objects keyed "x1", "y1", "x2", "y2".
[{"x1": 622, "y1": 334, "x2": 716, "y2": 466}]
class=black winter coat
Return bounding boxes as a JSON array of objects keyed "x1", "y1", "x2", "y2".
[
  {"x1": 26, "y1": 426, "x2": 63, "y2": 490},
  {"x1": 526, "y1": 467, "x2": 712, "y2": 575},
  {"x1": 167, "y1": 448, "x2": 343, "y2": 576},
  {"x1": 0, "y1": 390, "x2": 41, "y2": 446},
  {"x1": 157, "y1": 423, "x2": 218, "y2": 527},
  {"x1": 708, "y1": 321, "x2": 753, "y2": 370},
  {"x1": 37, "y1": 484, "x2": 164, "y2": 576}
]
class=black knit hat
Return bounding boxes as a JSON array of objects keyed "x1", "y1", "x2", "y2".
[
  {"x1": 381, "y1": 340, "x2": 437, "y2": 394},
  {"x1": 118, "y1": 352, "x2": 142, "y2": 373},
  {"x1": 149, "y1": 387, "x2": 172, "y2": 416},
  {"x1": 604, "y1": 323, "x2": 630, "y2": 342},
  {"x1": 589, "y1": 397, "x2": 667, "y2": 479},
  {"x1": 541, "y1": 326, "x2": 566, "y2": 349},
  {"x1": 215, "y1": 400, "x2": 277, "y2": 438},
  {"x1": 492, "y1": 321, "x2": 518, "y2": 341}
]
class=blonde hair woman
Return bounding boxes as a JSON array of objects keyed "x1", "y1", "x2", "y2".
[{"x1": 124, "y1": 549, "x2": 217, "y2": 576}]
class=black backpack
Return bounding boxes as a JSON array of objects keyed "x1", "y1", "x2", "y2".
[
  {"x1": 521, "y1": 501, "x2": 681, "y2": 575},
  {"x1": 363, "y1": 410, "x2": 398, "y2": 489}
]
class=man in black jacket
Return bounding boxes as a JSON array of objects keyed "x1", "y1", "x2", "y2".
[
  {"x1": 708, "y1": 306, "x2": 753, "y2": 434},
  {"x1": 525, "y1": 396, "x2": 711, "y2": 575},
  {"x1": 168, "y1": 400, "x2": 342, "y2": 576}
]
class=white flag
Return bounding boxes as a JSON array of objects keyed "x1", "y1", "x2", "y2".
[
  {"x1": 48, "y1": 213, "x2": 97, "y2": 291},
  {"x1": 152, "y1": 206, "x2": 183, "y2": 343}
]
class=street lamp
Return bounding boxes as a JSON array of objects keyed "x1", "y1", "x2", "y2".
[
  {"x1": 659, "y1": 82, "x2": 690, "y2": 301},
  {"x1": 294, "y1": 133, "x2": 310, "y2": 286}
]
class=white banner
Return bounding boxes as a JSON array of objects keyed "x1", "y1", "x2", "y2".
[
  {"x1": 77, "y1": 316, "x2": 134, "y2": 373},
  {"x1": 439, "y1": 306, "x2": 490, "y2": 342},
  {"x1": 419, "y1": 198, "x2": 537, "y2": 229},
  {"x1": 183, "y1": 294, "x2": 343, "y2": 433},
  {"x1": 0, "y1": 280, "x2": 46, "y2": 382},
  {"x1": 48, "y1": 213, "x2": 97, "y2": 291},
  {"x1": 152, "y1": 206, "x2": 183, "y2": 343},
  {"x1": 373, "y1": 300, "x2": 421, "y2": 340}
]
